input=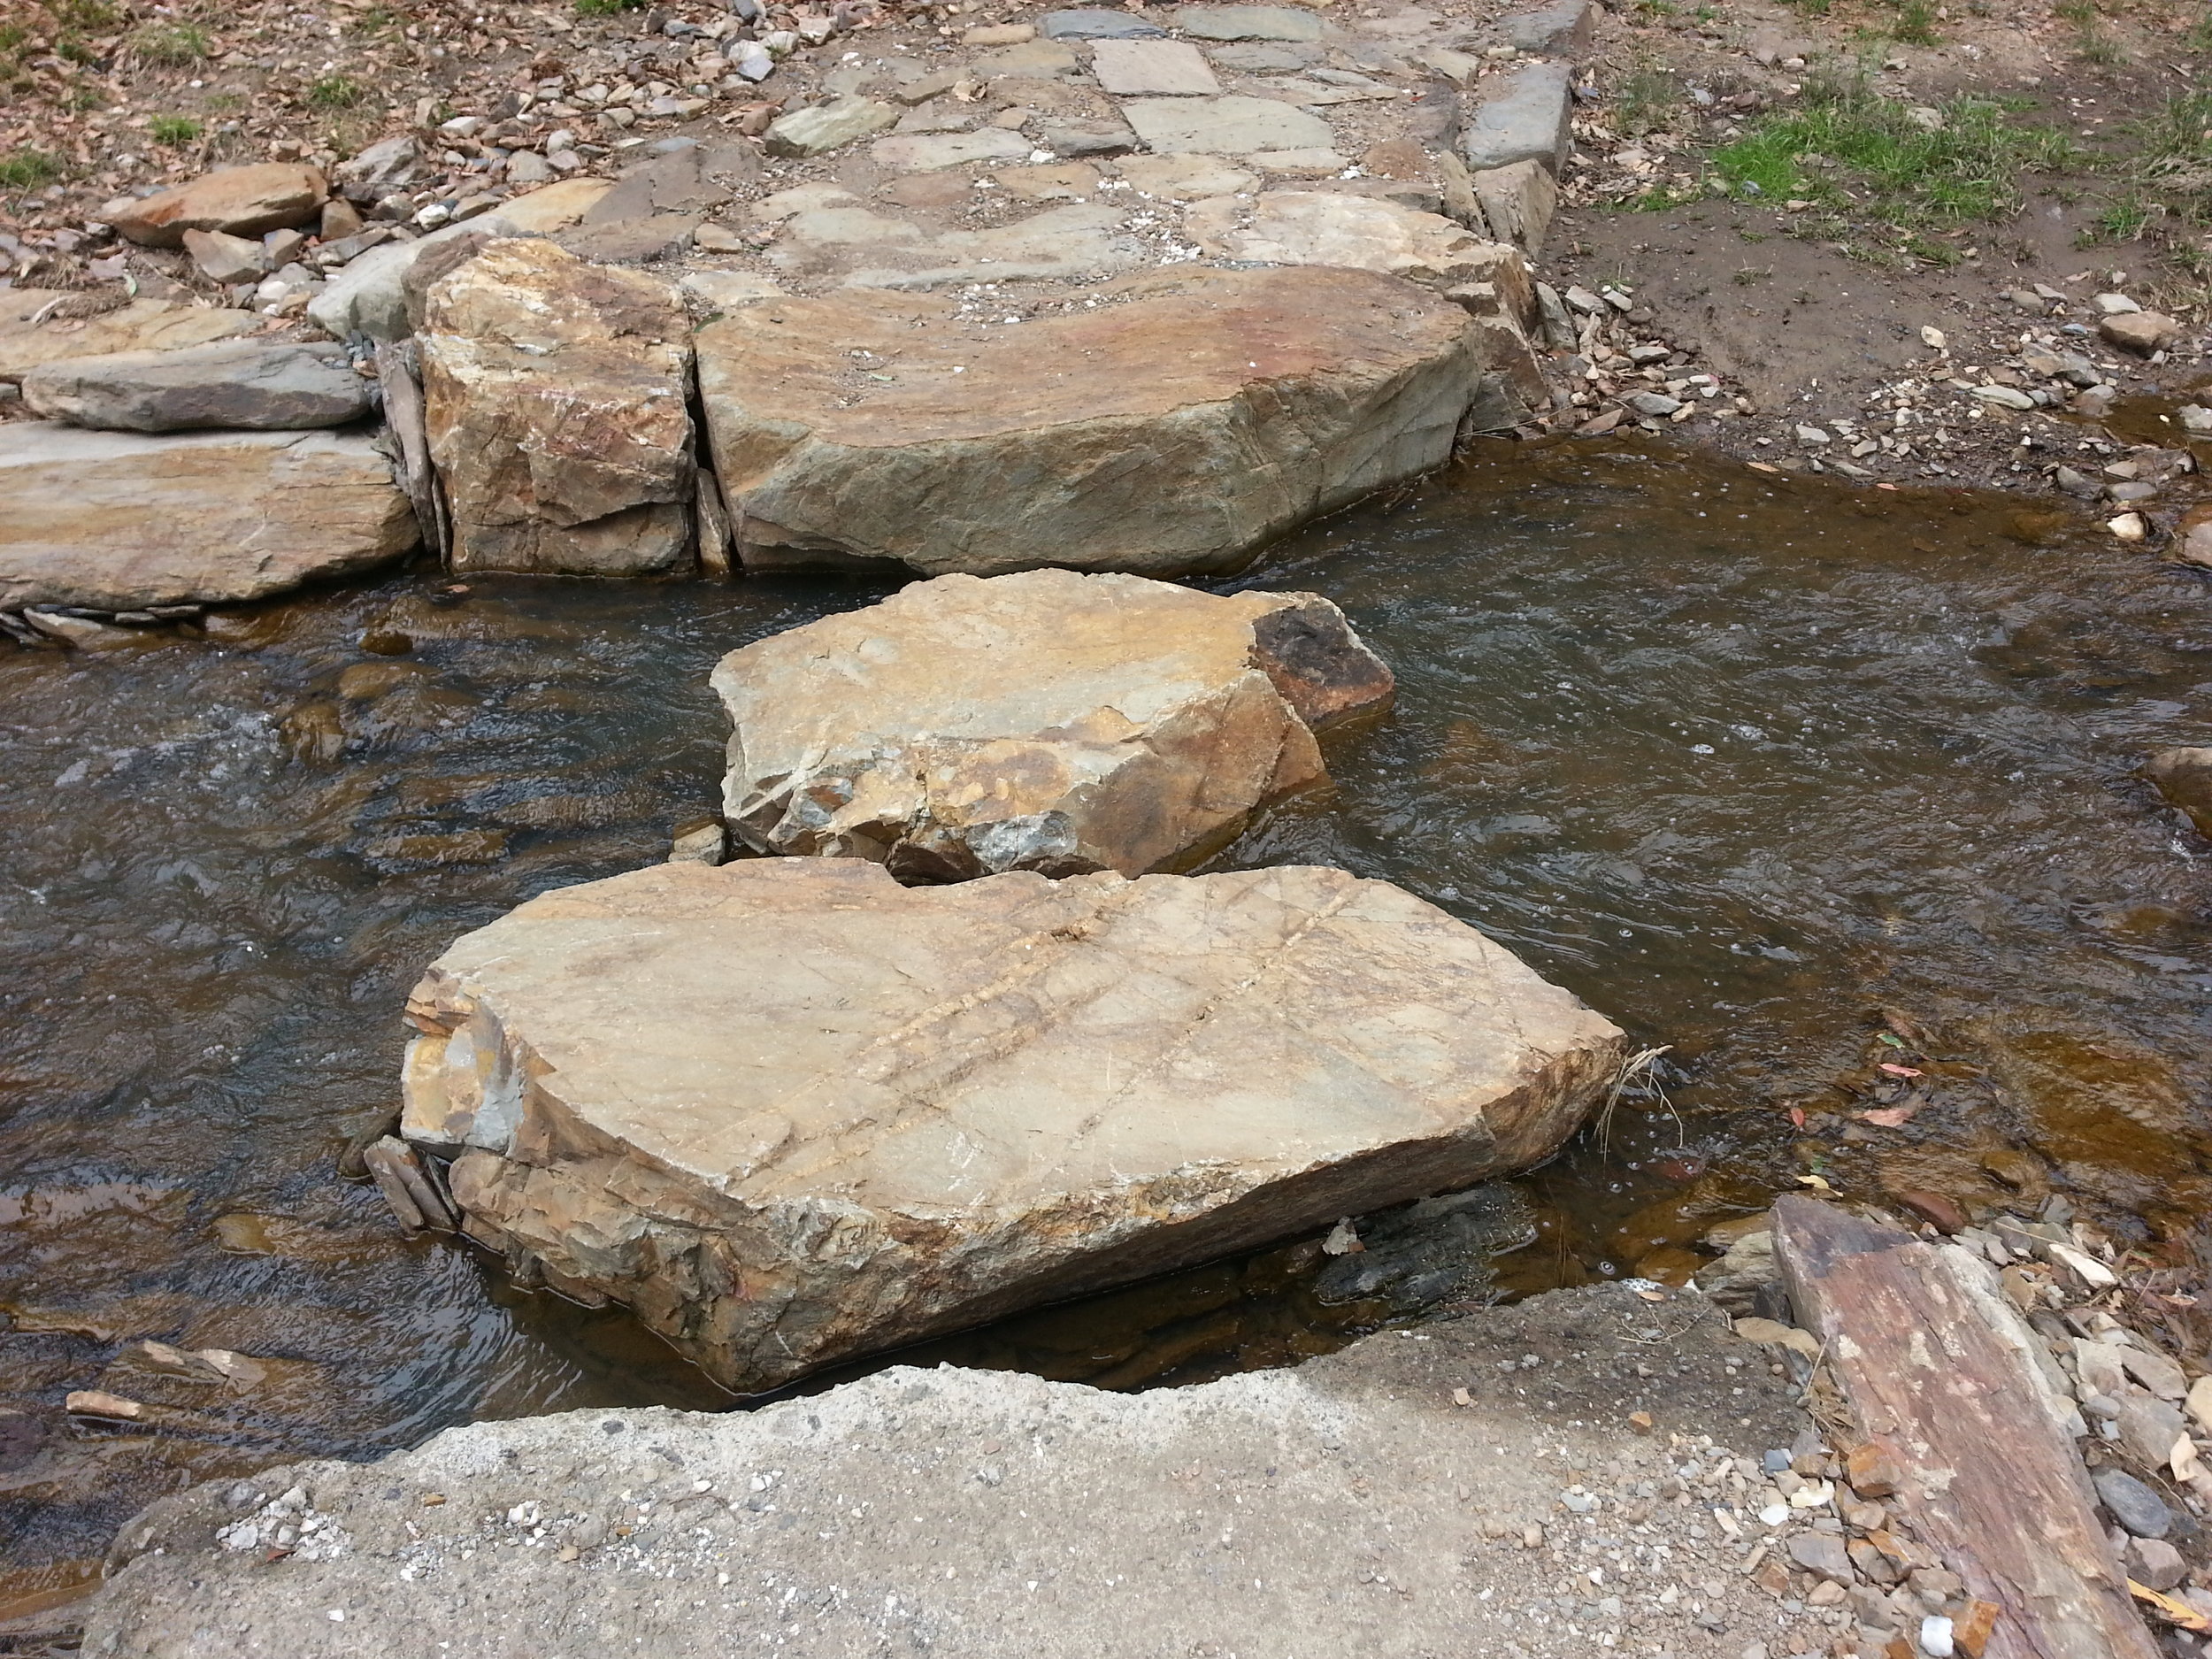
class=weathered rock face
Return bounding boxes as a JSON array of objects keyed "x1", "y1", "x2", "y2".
[
  {"x1": 0, "y1": 423, "x2": 418, "y2": 610},
  {"x1": 19, "y1": 341, "x2": 373, "y2": 432},
  {"x1": 710, "y1": 569, "x2": 1392, "y2": 879},
  {"x1": 109, "y1": 163, "x2": 328, "y2": 249},
  {"x1": 419, "y1": 238, "x2": 694, "y2": 576},
  {"x1": 696, "y1": 265, "x2": 1489, "y2": 577},
  {"x1": 396, "y1": 858, "x2": 1624, "y2": 1393},
  {"x1": 0, "y1": 291, "x2": 259, "y2": 381},
  {"x1": 304, "y1": 214, "x2": 521, "y2": 343}
]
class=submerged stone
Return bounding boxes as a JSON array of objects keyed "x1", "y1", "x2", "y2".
[
  {"x1": 711, "y1": 568, "x2": 1393, "y2": 879},
  {"x1": 397, "y1": 858, "x2": 1625, "y2": 1393}
]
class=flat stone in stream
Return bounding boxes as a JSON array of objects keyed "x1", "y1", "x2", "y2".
[
  {"x1": 0, "y1": 422, "x2": 419, "y2": 611},
  {"x1": 711, "y1": 568, "x2": 1392, "y2": 879},
  {"x1": 695, "y1": 265, "x2": 1490, "y2": 577},
  {"x1": 396, "y1": 858, "x2": 1625, "y2": 1393},
  {"x1": 19, "y1": 341, "x2": 374, "y2": 432}
]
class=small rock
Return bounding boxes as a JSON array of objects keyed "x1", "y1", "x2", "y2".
[
  {"x1": 1969, "y1": 384, "x2": 2035, "y2": 411},
  {"x1": 2107, "y1": 480, "x2": 2160, "y2": 505},
  {"x1": 2106, "y1": 511, "x2": 2147, "y2": 542},
  {"x1": 2093, "y1": 291, "x2": 2142, "y2": 316},
  {"x1": 1920, "y1": 1615, "x2": 1955, "y2": 1658},
  {"x1": 2101, "y1": 311, "x2": 2182, "y2": 356},
  {"x1": 2052, "y1": 464, "x2": 2102, "y2": 498},
  {"x1": 65, "y1": 1389, "x2": 144, "y2": 1419},
  {"x1": 1846, "y1": 1440, "x2": 1902, "y2": 1499},
  {"x1": 1625, "y1": 391, "x2": 1680, "y2": 417},
  {"x1": 182, "y1": 227, "x2": 268, "y2": 284},
  {"x1": 1786, "y1": 1532, "x2": 1852, "y2": 1584},
  {"x1": 1919, "y1": 326, "x2": 1947, "y2": 349},
  {"x1": 670, "y1": 822, "x2": 728, "y2": 865},
  {"x1": 1794, "y1": 425, "x2": 1831, "y2": 445},
  {"x1": 2093, "y1": 1465, "x2": 2175, "y2": 1538},
  {"x1": 2130, "y1": 1534, "x2": 2187, "y2": 1593},
  {"x1": 2005, "y1": 288, "x2": 2048, "y2": 314},
  {"x1": 1892, "y1": 1189, "x2": 1966, "y2": 1233}
]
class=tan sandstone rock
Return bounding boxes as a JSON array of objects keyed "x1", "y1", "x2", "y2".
[
  {"x1": 0, "y1": 423, "x2": 419, "y2": 611},
  {"x1": 711, "y1": 569, "x2": 1393, "y2": 879},
  {"x1": 419, "y1": 238, "x2": 695, "y2": 576},
  {"x1": 0, "y1": 291, "x2": 259, "y2": 381},
  {"x1": 109, "y1": 163, "x2": 328, "y2": 249},
  {"x1": 695, "y1": 265, "x2": 1490, "y2": 577},
  {"x1": 397, "y1": 858, "x2": 1626, "y2": 1393}
]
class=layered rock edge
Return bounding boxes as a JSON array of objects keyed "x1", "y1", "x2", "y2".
[{"x1": 396, "y1": 858, "x2": 1625, "y2": 1393}]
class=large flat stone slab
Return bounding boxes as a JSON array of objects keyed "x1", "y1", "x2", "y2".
[
  {"x1": 1090, "y1": 38, "x2": 1221, "y2": 96},
  {"x1": 870, "y1": 129, "x2": 1034, "y2": 171},
  {"x1": 0, "y1": 423, "x2": 418, "y2": 611},
  {"x1": 394, "y1": 857, "x2": 1624, "y2": 1391},
  {"x1": 1120, "y1": 94, "x2": 1333, "y2": 153},
  {"x1": 712, "y1": 569, "x2": 1392, "y2": 879},
  {"x1": 1459, "y1": 61, "x2": 1574, "y2": 173},
  {"x1": 108, "y1": 163, "x2": 327, "y2": 249},
  {"x1": 770, "y1": 202, "x2": 1138, "y2": 288},
  {"x1": 419, "y1": 238, "x2": 694, "y2": 576},
  {"x1": 0, "y1": 291, "x2": 258, "y2": 381},
  {"x1": 19, "y1": 341, "x2": 373, "y2": 432},
  {"x1": 695, "y1": 265, "x2": 1484, "y2": 577},
  {"x1": 1175, "y1": 4, "x2": 1326, "y2": 39}
]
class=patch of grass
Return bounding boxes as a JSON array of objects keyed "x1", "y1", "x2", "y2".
[
  {"x1": 1710, "y1": 71, "x2": 2077, "y2": 232},
  {"x1": 306, "y1": 73, "x2": 365, "y2": 107},
  {"x1": 1890, "y1": 0, "x2": 1939, "y2": 44},
  {"x1": 2055, "y1": 0, "x2": 2121, "y2": 63},
  {"x1": 0, "y1": 148, "x2": 63, "y2": 189},
  {"x1": 149, "y1": 113, "x2": 202, "y2": 143},
  {"x1": 576, "y1": 0, "x2": 648, "y2": 14},
  {"x1": 1611, "y1": 65, "x2": 1684, "y2": 136},
  {"x1": 2080, "y1": 90, "x2": 2212, "y2": 297},
  {"x1": 130, "y1": 21, "x2": 210, "y2": 62}
]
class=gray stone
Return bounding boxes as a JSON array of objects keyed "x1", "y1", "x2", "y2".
[
  {"x1": 19, "y1": 342, "x2": 373, "y2": 433},
  {"x1": 0, "y1": 423, "x2": 418, "y2": 611},
  {"x1": 1091, "y1": 38, "x2": 1222, "y2": 96},
  {"x1": 1624, "y1": 391, "x2": 1679, "y2": 417},
  {"x1": 1787, "y1": 1532, "x2": 1852, "y2": 1585},
  {"x1": 2131, "y1": 1535, "x2": 2187, "y2": 1593},
  {"x1": 180, "y1": 227, "x2": 267, "y2": 283},
  {"x1": 1041, "y1": 7, "x2": 1166, "y2": 35},
  {"x1": 2116, "y1": 1392, "x2": 2189, "y2": 1474},
  {"x1": 1207, "y1": 41, "x2": 1319, "y2": 70},
  {"x1": 871, "y1": 128, "x2": 1034, "y2": 171},
  {"x1": 2093, "y1": 1467, "x2": 2175, "y2": 1539},
  {"x1": 1470, "y1": 157, "x2": 1556, "y2": 252},
  {"x1": 305, "y1": 214, "x2": 521, "y2": 343},
  {"x1": 1459, "y1": 61, "x2": 1574, "y2": 173},
  {"x1": 1113, "y1": 153, "x2": 1257, "y2": 196},
  {"x1": 974, "y1": 39, "x2": 1080, "y2": 77},
  {"x1": 1120, "y1": 94, "x2": 1333, "y2": 154},
  {"x1": 555, "y1": 214, "x2": 701, "y2": 265},
  {"x1": 577, "y1": 142, "x2": 760, "y2": 224},
  {"x1": 1175, "y1": 4, "x2": 1325, "y2": 39},
  {"x1": 1500, "y1": 0, "x2": 1594, "y2": 56},
  {"x1": 764, "y1": 98, "x2": 901, "y2": 157},
  {"x1": 1039, "y1": 119, "x2": 1140, "y2": 155}
]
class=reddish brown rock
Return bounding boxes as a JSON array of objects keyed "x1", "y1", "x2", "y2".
[{"x1": 110, "y1": 164, "x2": 329, "y2": 250}]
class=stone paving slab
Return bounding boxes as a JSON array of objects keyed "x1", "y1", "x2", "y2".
[
  {"x1": 1118, "y1": 94, "x2": 1333, "y2": 154},
  {"x1": 1459, "y1": 59, "x2": 1575, "y2": 173},
  {"x1": 1089, "y1": 38, "x2": 1222, "y2": 96},
  {"x1": 1040, "y1": 6, "x2": 1165, "y2": 35},
  {"x1": 1174, "y1": 4, "x2": 1325, "y2": 39}
]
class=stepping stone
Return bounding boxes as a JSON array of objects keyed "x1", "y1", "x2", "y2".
[
  {"x1": 419, "y1": 239, "x2": 695, "y2": 576},
  {"x1": 1113, "y1": 153, "x2": 1257, "y2": 196},
  {"x1": 106, "y1": 162, "x2": 327, "y2": 249},
  {"x1": 396, "y1": 857, "x2": 1625, "y2": 1392},
  {"x1": 1091, "y1": 38, "x2": 1221, "y2": 96},
  {"x1": 1041, "y1": 6, "x2": 1166, "y2": 35},
  {"x1": 995, "y1": 162, "x2": 1102, "y2": 199},
  {"x1": 694, "y1": 265, "x2": 1486, "y2": 577},
  {"x1": 871, "y1": 129, "x2": 1033, "y2": 171},
  {"x1": 1119, "y1": 95, "x2": 1333, "y2": 154},
  {"x1": 1207, "y1": 41, "x2": 1320, "y2": 69},
  {"x1": 973, "y1": 39, "x2": 1079, "y2": 77},
  {"x1": 1459, "y1": 60, "x2": 1573, "y2": 173},
  {"x1": 1175, "y1": 4, "x2": 1325, "y2": 40},
  {"x1": 574, "y1": 141, "x2": 760, "y2": 223},
  {"x1": 771, "y1": 204, "x2": 1136, "y2": 289},
  {"x1": 0, "y1": 290, "x2": 257, "y2": 382},
  {"x1": 1187, "y1": 189, "x2": 1532, "y2": 316},
  {"x1": 1, "y1": 423, "x2": 417, "y2": 611},
  {"x1": 764, "y1": 98, "x2": 900, "y2": 157},
  {"x1": 1500, "y1": 0, "x2": 1594, "y2": 55},
  {"x1": 495, "y1": 177, "x2": 614, "y2": 234},
  {"x1": 19, "y1": 341, "x2": 373, "y2": 433},
  {"x1": 714, "y1": 568, "x2": 1394, "y2": 876}
]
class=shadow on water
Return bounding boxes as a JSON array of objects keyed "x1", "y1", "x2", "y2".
[{"x1": 4, "y1": 436, "x2": 2211, "y2": 1599}]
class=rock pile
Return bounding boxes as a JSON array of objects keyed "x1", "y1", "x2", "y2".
[{"x1": 392, "y1": 858, "x2": 1624, "y2": 1393}]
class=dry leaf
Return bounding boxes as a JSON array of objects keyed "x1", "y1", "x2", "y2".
[
  {"x1": 2131, "y1": 1580, "x2": 2211, "y2": 1632},
  {"x1": 1794, "y1": 1173, "x2": 1833, "y2": 1192},
  {"x1": 1633, "y1": 1287, "x2": 1667, "y2": 1302},
  {"x1": 1877, "y1": 1063, "x2": 1922, "y2": 1077},
  {"x1": 1861, "y1": 1106, "x2": 1919, "y2": 1128},
  {"x1": 1788, "y1": 1105, "x2": 1806, "y2": 1129}
]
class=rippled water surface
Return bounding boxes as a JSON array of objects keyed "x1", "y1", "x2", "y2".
[{"x1": 5, "y1": 439, "x2": 2210, "y2": 1607}]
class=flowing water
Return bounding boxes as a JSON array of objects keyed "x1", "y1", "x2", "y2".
[{"x1": 4, "y1": 437, "x2": 2210, "y2": 1612}]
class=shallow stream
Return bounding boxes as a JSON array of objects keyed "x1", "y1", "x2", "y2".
[{"x1": 5, "y1": 438, "x2": 2210, "y2": 1611}]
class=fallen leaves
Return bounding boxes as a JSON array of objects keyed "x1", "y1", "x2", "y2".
[
  {"x1": 1860, "y1": 1104, "x2": 1920, "y2": 1128},
  {"x1": 2131, "y1": 1580, "x2": 2210, "y2": 1632}
]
